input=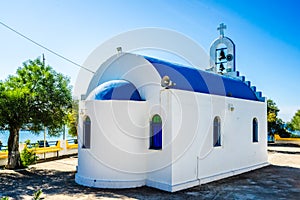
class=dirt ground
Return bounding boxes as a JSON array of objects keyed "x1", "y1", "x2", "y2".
[{"x1": 1, "y1": 148, "x2": 300, "y2": 200}]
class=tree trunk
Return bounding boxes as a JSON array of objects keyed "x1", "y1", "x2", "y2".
[{"x1": 6, "y1": 127, "x2": 22, "y2": 169}]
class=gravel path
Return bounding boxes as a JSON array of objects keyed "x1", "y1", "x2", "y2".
[{"x1": 1, "y1": 149, "x2": 300, "y2": 200}]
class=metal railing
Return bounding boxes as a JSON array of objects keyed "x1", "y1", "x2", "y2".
[
  {"x1": 0, "y1": 138, "x2": 78, "y2": 151},
  {"x1": 0, "y1": 145, "x2": 8, "y2": 152},
  {"x1": 67, "y1": 138, "x2": 78, "y2": 144}
]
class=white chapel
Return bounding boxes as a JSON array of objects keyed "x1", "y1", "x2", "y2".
[{"x1": 74, "y1": 24, "x2": 268, "y2": 192}]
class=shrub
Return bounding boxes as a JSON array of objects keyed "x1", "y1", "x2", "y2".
[
  {"x1": 24, "y1": 139, "x2": 31, "y2": 145},
  {"x1": 20, "y1": 147, "x2": 38, "y2": 167},
  {"x1": 33, "y1": 189, "x2": 43, "y2": 200}
]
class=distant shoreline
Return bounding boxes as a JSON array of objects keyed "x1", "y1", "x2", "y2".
[{"x1": 0, "y1": 130, "x2": 75, "y2": 146}]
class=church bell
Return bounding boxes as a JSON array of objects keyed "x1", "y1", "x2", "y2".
[
  {"x1": 219, "y1": 63, "x2": 225, "y2": 72},
  {"x1": 218, "y1": 49, "x2": 226, "y2": 60}
]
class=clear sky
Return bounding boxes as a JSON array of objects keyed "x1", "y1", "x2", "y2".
[{"x1": 0, "y1": 0, "x2": 299, "y2": 122}]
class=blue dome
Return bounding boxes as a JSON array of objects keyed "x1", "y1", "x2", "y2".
[
  {"x1": 93, "y1": 80, "x2": 142, "y2": 101},
  {"x1": 144, "y1": 56, "x2": 261, "y2": 102}
]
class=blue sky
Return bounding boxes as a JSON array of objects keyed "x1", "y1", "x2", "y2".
[{"x1": 0, "y1": 0, "x2": 299, "y2": 122}]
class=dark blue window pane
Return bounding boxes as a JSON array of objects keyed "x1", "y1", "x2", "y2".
[
  {"x1": 213, "y1": 116, "x2": 221, "y2": 147},
  {"x1": 253, "y1": 118, "x2": 258, "y2": 142},
  {"x1": 150, "y1": 115, "x2": 162, "y2": 150},
  {"x1": 152, "y1": 123, "x2": 162, "y2": 149},
  {"x1": 83, "y1": 116, "x2": 91, "y2": 148}
]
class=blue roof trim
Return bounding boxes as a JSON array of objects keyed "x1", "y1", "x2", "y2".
[
  {"x1": 144, "y1": 56, "x2": 260, "y2": 101},
  {"x1": 94, "y1": 80, "x2": 143, "y2": 101}
]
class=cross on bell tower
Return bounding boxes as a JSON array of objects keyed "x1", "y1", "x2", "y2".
[
  {"x1": 217, "y1": 23, "x2": 227, "y2": 38},
  {"x1": 209, "y1": 23, "x2": 236, "y2": 74}
]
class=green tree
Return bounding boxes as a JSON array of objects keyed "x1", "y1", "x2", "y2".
[
  {"x1": 289, "y1": 110, "x2": 300, "y2": 131},
  {"x1": 267, "y1": 99, "x2": 290, "y2": 137},
  {"x1": 0, "y1": 57, "x2": 72, "y2": 169},
  {"x1": 67, "y1": 99, "x2": 79, "y2": 137},
  {"x1": 267, "y1": 99, "x2": 280, "y2": 135}
]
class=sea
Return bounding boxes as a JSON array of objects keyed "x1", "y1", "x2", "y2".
[
  {"x1": 0, "y1": 130, "x2": 75, "y2": 146},
  {"x1": 292, "y1": 130, "x2": 300, "y2": 136}
]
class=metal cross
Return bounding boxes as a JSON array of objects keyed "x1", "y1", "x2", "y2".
[{"x1": 217, "y1": 23, "x2": 226, "y2": 37}]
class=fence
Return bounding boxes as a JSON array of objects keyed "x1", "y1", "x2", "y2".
[{"x1": 0, "y1": 139, "x2": 78, "y2": 166}]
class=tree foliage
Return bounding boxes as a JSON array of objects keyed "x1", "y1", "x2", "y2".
[
  {"x1": 67, "y1": 99, "x2": 79, "y2": 137},
  {"x1": 0, "y1": 57, "x2": 72, "y2": 168},
  {"x1": 267, "y1": 99, "x2": 290, "y2": 137},
  {"x1": 289, "y1": 110, "x2": 300, "y2": 131},
  {"x1": 0, "y1": 83, "x2": 32, "y2": 130},
  {"x1": 267, "y1": 99, "x2": 279, "y2": 135},
  {"x1": 12, "y1": 58, "x2": 72, "y2": 135}
]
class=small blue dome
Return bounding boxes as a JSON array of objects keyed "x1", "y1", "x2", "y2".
[{"x1": 93, "y1": 80, "x2": 142, "y2": 101}]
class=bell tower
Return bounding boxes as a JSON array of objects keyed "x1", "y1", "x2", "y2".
[{"x1": 209, "y1": 23, "x2": 236, "y2": 74}]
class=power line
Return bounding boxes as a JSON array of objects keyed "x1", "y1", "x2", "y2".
[{"x1": 0, "y1": 20, "x2": 95, "y2": 74}]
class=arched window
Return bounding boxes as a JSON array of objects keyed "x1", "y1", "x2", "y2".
[
  {"x1": 253, "y1": 118, "x2": 258, "y2": 142},
  {"x1": 150, "y1": 114, "x2": 162, "y2": 150},
  {"x1": 83, "y1": 116, "x2": 91, "y2": 148},
  {"x1": 213, "y1": 116, "x2": 221, "y2": 147}
]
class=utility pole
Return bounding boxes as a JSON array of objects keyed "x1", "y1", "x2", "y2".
[{"x1": 43, "y1": 54, "x2": 46, "y2": 159}]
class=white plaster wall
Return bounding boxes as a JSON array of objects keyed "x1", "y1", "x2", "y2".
[
  {"x1": 166, "y1": 89, "x2": 267, "y2": 189},
  {"x1": 76, "y1": 88, "x2": 267, "y2": 191},
  {"x1": 145, "y1": 90, "x2": 173, "y2": 190},
  {"x1": 76, "y1": 100, "x2": 149, "y2": 187},
  {"x1": 168, "y1": 89, "x2": 201, "y2": 186},
  {"x1": 162, "y1": 89, "x2": 211, "y2": 190},
  {"x1": 197, "y1": 95, "x2": 267, "y2": 181}
]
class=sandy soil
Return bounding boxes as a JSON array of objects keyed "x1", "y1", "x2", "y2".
[{"x1": 1, "y1": 150, "x2": 300, "y2": 200}]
